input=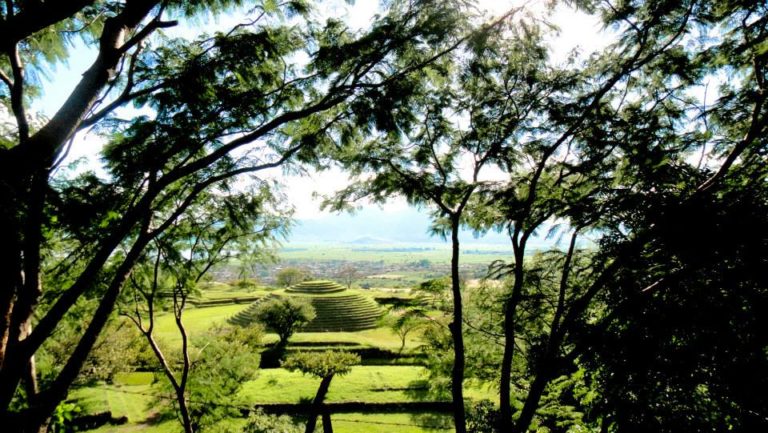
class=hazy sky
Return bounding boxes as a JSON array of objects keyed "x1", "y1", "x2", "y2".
[{"x1": 38, "y1": 1, "x2": 611, "y2": 244}]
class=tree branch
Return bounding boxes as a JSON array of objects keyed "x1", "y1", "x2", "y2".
[
  {"x1": 7, "y1": 43, "x2": 28, "y2": 143},
  {"x1": 0, "y1": 1, "x2": 95, "y2": 49}
]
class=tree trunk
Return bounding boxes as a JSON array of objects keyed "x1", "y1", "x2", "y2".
[
  {"x1": 16, "y1": 232, "x2": 151, "y2": 432},
  {"x1": 144, "y1": 331, "x2": 194, "y2": 433},
  {"x1": 499, "y1": 240, "x2": 525, "y2": 432},
  {"x1": 321, "y1": 411, "x2": 333, "y2": 433},
  {"x1": 175, "y1": 387, "x2": 194, "y2": 433},
  {"x1": 21, "y1": 320, "x2": 38, "y2": 400},
  {"x1": 513, "y1": 232, "x2": 579, "y2": 432},
  {"x1": 449, "y1": 217, "x2": 467, "y2": 433},
  {"x1": 0, "y1": 0, "x2": 164, "y2": 419},
  {"x1": 0, "y1": 187, "x2": 23, "y2": 370},
  {"x1": 305, "y1": 375, "x2": 333, "y2": 433}
]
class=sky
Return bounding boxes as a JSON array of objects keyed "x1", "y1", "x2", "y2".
[{"x1": 38, "y1": 0, "x2": 612, "y2": 245}]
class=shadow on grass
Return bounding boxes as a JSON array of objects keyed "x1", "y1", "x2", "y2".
[
  {"x1": 259, "y1": 344, "x2": 288, "y2": 368},
  {"x1": 408, "y1": 411, "x2": 454, "y2": 431},
  {"x1": 403, "y1": 379, "x2": 450, "y2": 402}
]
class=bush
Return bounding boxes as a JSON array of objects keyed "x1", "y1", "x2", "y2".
[
  {"x1": 466, "y1": 400, "x2": 501, "y2": 433},
  {"x1": 231, "y1": 278, "x2": 260, "y2": 290},
  {"x1": 252, "y1": 298, "x2": 315, "y2": 346},
  {"x1": 244, "y1": 409, "x2": 301, "y2": 433}
]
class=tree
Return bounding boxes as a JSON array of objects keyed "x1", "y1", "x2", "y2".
[
  {"x1": 37, "y1": 313, "x2": 154, "y2": 387},
  {"x1": 283, "y1": 351, "x2": 360, "y2": 433},
  {"x1": 326, "y1": 8, "x2": 553, "y2": 431},
  {"x1": 121, "y1": 188, "x2": 280, "y2": 433},
  {"x1": 252, "y1": 297, "x2": 315, "y2": 347},
  {"x1": 476, "y1": 0, "x2": 768, "y2": 430},
  {"x1": 334, "y1": 264, "x2": 359, "y2": 289},
  {"x1": 414, "y1": 277, "x2": 450, "y2": 309},
  {"x1": 182, "y1": 324, "x2": 263, "y2": 432},
  {"x1": 560, "y1": 1, "x2": 768, "y2": 430},
  {"x1": 577, "y1": 180, "x2": 768, "y2": 432},
  {"x1": 275, "y1": 268, "x2": 311, "y2": 288},
  {"x1": 0, "y1": 1, "x2": 468, "y2": 429},
  {"x1": 385, "y1": 306, "x2": 428, "y2": 355}
]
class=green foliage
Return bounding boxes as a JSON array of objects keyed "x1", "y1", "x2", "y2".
[
  {"x1": 243, "y1": 409, "x2": 302, "y2": 433},
  {"x1": 417, "y1": 317, "x2": 453, "y2": 395},
  {"x1": 384, "y1": 307, "x2": 429, "y2": 354},
  {"x1": 466, "y1": 400, "x2": 500, "y2": 433},
  {"x1": 276, "y1": 267, "x2": 312, "y2": 287},
  {"x1": 37, "y1": 308, "x2": 154, "y2": 386},
  {"x1": 415, "y1": 277, "x2": 450, "y2": 310},
  {"x1": 49, "y1": 401, "x2": 82, "y2": 433},
  {"x1": 173, "y1": 324, "x2": 262, "y2": 432},
  {"x1": 1, "y1": 0, "x2": 479, "y2": 428},
  {"x1": 231, "y1": 278, "x2": 260, "y2": 290},
  {"x1": 577, "y1": 176, "x2": 768, "y2": 432},
  {"x1": 550, "y1": 1, "x2": 768, "y2": 431},
  {"x1": 81, "y1": 322, "x2": 157, "y2": 384},
  {"x1": 252, "y1": 297, "x2": 316, "y2": 345},
  {"x1": 283, "y1": 351, "x2": 360, "y2": 379}
]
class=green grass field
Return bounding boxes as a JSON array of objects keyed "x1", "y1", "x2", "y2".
[
  {"x1": 151, "y1": 302, "x2": 427, "y2": 352},
  {"x1": 277, "y1": 243, "x2": 510, "y2": 265},
  {"x1": 238, "y1": 366, "x2": 435, "y2": 404},
  {"x1": 70, "y1": 368, "x2": 464, "y2": 433},
  {"x1": 69, "y1": 384, "x2": 157, "y2": 423},
  {"x1": 151, "y1": 304, "x2": 246, "y2": 344},
  {"x1": 330, "y1": 412, "x2": 452, "y2": 433},
  {"x1": 84, "y1": 411, "x2": 450, "y2": 433}
]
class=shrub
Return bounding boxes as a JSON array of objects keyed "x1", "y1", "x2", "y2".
[{"x1": 252, "y1": 298, "x2": 315, "y2": 346}]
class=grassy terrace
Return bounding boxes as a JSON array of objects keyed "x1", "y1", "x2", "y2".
[
  {"x1": 70, "y1": 368, "x2": 466, "y2": 433},
  {"x1": 149, "y1": 303, "x2": 425, "y2": 350},
  {"x1": 70, "y1": 367, "x2": 497, "y2": 433},
  {"x1": 230, "y1": 281, "x2": 384, "y2": 332}
]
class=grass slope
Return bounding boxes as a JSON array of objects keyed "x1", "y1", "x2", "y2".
[
  {"x1": 238, "y1": 366, "x2": 432, "y2": 404},
  {"x1": 231, "y1": 285, "x2": 383, "y2": 332}
]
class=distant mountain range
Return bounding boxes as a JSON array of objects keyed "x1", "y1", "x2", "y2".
[{"x1": 287, "y1": 207, "x2": 557, "y2": 248}]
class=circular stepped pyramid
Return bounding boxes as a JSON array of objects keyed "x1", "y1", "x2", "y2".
[
  {"x1": 229, "y1": 280, "x2": 382, "y2": 332},
  {"x1": 285, "y1": 280, "x2": 346, "y2": 294}
]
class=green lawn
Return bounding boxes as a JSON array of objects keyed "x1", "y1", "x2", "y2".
[
  {"x1": 149, "y1": 303, "x2": 426, "y2": 360},
  {"x1": 69, "y1": 384, "x2": 157, "y2": 423},
  {"x1": 70, "y1": 368, "x2": 484, "y2": 433},
  {"x1": 238, "y1": 366, "x2": 433, "y2": 404},
  {"x1": 87, "y1": 420, "x2": 178, "y2": 433},
  {"x1": 71, "y1": 378, "x2": 456, "y2": 433},
  {"x1": 196, "y1": 290, "x2": 266, "y2": 299},
  {"x1": 84, "y1": 412, "x2": 451, "y2": 433},
  {"x1": 152, "y1": 304, "x2": 247, "y2": 344},
  {"x1": 113, "y1": 372, "x2": 155, "y2": 386},
  {"x1": 332, "y1": 412, "x2": 453, "y2": 433},
  {"x1": 278, "y1": 327, "x2": 424, "y2": 351}
]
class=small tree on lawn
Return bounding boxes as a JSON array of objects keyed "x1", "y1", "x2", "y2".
[
  {"x1": 276, "y1": 268, "x2": 312, "y2": 288},
  {"x1": 253, "y1": 298, "x2": 316, "y2": 347},
  {"x1": 386, "y1": 307, "x2": 428, "y2": 355},
  {"x1": 283, "y1": 351, "x2": 360, "y2": 433}
]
